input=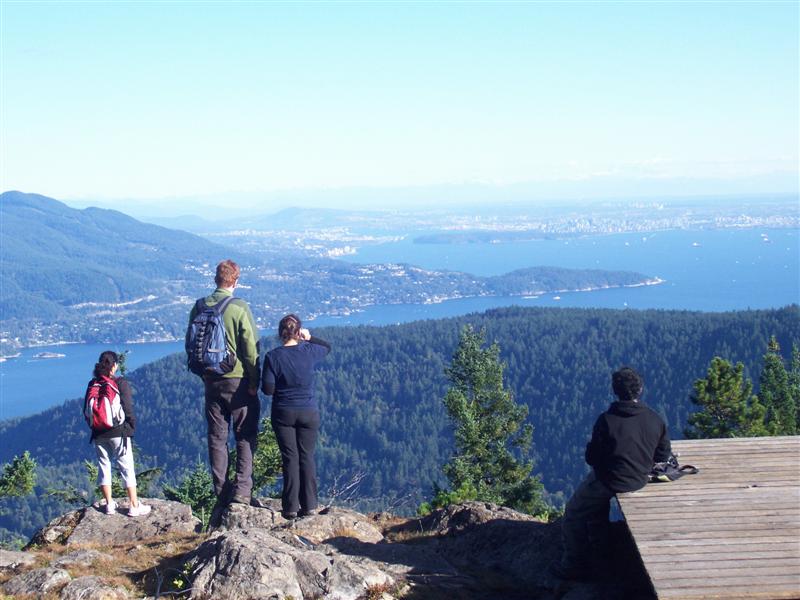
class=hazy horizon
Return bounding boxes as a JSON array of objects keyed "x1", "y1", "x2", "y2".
[{"x1": 2, "y1": 2, "x2": 797, "y2": 208}]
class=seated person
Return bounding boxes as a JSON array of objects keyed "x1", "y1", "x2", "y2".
[{"x1": 554, "y1": 366, "x2": 671, "y2": 580}]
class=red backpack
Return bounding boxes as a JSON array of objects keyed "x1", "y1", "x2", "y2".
[{"x1": 84, "y1": 376, "x2": 125, "y2": 433}]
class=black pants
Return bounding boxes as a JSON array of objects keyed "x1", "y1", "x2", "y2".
[
  {"x1": 271, "y1": 406, "x2": 320, "y2": 514},
  {"x1": 204, "y1": 377, "x2": 260, "y2": 499},
  {"x1": 560, "y1": 471, "x2": 615, "y2": 569}
]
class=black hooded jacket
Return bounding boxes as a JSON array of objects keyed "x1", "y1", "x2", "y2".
[{"x1": 585, "y1": 400, "x2": 671, "y2": 493}]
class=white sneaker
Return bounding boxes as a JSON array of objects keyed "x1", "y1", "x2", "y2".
[
  {"x1": 104, "y1": 500, "x2": 118, "y2": 515},
  {"x1": 127, "y1": 502, "x2": 152, "y2": 517}
]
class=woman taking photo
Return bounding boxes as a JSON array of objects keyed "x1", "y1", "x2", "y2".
[
  {"x1": 84, "y1": 350, "x2": 151, "y2": 517},
  {"x1": 261, "y1": 315, "x2": 331, "y2": 519}
]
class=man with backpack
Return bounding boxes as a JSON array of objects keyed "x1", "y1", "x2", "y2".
[
  {"x1": 552, "y1": 366, "x2": 671, "y2": 581},
  {"x1": 186, "y1": 259, "x2": 261, "y2": 508}
]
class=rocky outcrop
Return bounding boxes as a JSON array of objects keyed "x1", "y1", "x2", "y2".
[
  {"x1": 189, "y1": 499, "x2": 557, "y2": 599},
  {"x1": 7, "y1": 499, "x2": 654, "y2": 599},
  {"x1": 2, "y1": 566, "x2": 71, "y2": 596},
  {"x1": 412, "y1": 500, "x2": 542, "y2": 536},
  {"x1": 59, "y1": 576, "x2": 132, "y2": 600},
  {"x1": 27, "y1": 498, "x2": 201, "y2": 548},
  {"x1": 0, "y1": 548, "x2": 37, "y2": 569},
  {"x1": 221, "y1": 499, "x2": 384, "y2": 544},
  {"x1": 187, "y1": 527, "x2": 393, "y2": 600}
]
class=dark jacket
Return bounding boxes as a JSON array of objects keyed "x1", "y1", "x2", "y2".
[
  {"x1": 261, "y1": 337, "x2": 331, "y2": 410},
  {"x1": 91, "y1": 376, "x2": 135, "y2": 441},
  {"x1": 585, "y1": 400, "x2": 671, "y2": 493}
]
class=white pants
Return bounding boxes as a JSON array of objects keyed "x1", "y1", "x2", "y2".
[{"x1": 94, "y1": 437, "x2": 136, "y2": 488}]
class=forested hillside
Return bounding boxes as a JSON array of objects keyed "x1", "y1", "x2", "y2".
[{"x1": 1, "y1": 305, "x2": 797, "y2": 540}]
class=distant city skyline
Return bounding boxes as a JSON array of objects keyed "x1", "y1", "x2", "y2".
[{"x1": 1, "y1": 1, "x2": 797, "y2": 210}]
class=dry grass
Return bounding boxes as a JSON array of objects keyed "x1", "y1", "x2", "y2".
[
  {"x1": 330, "y1": 526, "x2": 364, "y2": 539},
  {"x1": 1, "y1": 532, "x2": 206, "y2": 599},
  {"x1": 365, "y1": 581, "x2": 393, "y2": 600}
]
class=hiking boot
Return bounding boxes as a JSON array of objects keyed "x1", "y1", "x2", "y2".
[
  {"x1": 298, "y1": 507, "x2": 320, "y2": 518},
  {"x1": 230, "y1": 495, "x2": 251, "y2": 506},
  {"x1": 128, "y1": 502, "x2": 152, "y2": 517},
  {"x1": 208, "y1": 501, "x2": 227, "y2": 529},
  {"x1": 104, "y1": 500, "x2": 118, "y2": 515},
  {"x1": 281, "y1": 511, "x2": 298, "y2": 520}
]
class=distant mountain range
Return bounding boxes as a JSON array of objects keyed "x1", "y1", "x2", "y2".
[{"x1": 0, "y1": 191, "x2": 658, "y2": 351}]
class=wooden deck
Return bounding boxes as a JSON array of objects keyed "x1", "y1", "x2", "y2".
[{"x1": 617, "y1": 436, "x2": 800, "y2": 600}]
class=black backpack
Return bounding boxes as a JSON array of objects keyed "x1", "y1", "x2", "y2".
[
  {"x1": 649, "y1": 453, "x2": 699, "y2": 483},
  {"x1": 186, "y1": 296, "x2": 237, "y2": 377}
]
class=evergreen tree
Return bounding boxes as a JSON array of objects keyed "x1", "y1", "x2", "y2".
[
  {"x1": 0, "y1": 452, "x2": 37, "y2": 498},
  {"x1": 759, "y1": 337, "x2": 796, "y2": 435},
  {"x1": 685, "y1": 357, "x2": 768, "y2": 438},
  {"x1": 163, "y1": 463, "x2": 216, "y2": 530},
  {"x1": 435, "y1": 325, "x2": 546, "y2": 514},
  {"x1": 790, "y1": 344, "x2": 800, "y2": 430}
]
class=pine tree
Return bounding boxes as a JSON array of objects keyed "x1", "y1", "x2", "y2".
[
  {"x1": 163, "y1": 463, "x2": 216, "y2": 529},
  {"x1": 0, "y1": 452, "x2": 37, "y2": 498},
  {"x1": 435, "y1": 325, "x2": 546, "y2": 515},
  {"x1": 790, "y1": 344, "x2": 800, "y2": 430},
  {"x1": 685, "y1": 357, "x2": 768, "y2": 438},
  {"x1": 759, "y1": 337, "x2": 796, "y2": 435}
]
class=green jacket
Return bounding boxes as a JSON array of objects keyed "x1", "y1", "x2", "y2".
[{"x1": 186, "y1": 288, "x2": 260, "y2": 386}]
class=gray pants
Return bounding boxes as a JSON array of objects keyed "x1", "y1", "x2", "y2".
[
  {"x1": 204, "y1": 377, "x2": 260, "y2": 499},
  {"x1": 560, "y1": 471, "x2": 615, "y2": 569},
  {"x1": 95, "y1": 437, "x2": 136, "y2": 488}
]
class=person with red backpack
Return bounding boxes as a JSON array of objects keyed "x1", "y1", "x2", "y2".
[{"x1": 84, "y1": 350, "x2": 151, "y2": 517}]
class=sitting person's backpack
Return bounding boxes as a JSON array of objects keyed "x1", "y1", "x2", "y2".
[
  {"x1": 649, "y1": 453, "x2": 699, "y2": 483},
  {"x1": 84, "y1": 377, "x2": 125, "y2": 433},
  {"x1": 186, "y1": 296, "x2": 237, "y2": 377}
]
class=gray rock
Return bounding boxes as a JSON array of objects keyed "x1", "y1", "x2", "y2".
[
  {"x1": 2, "y1": 566, "x2": 71, "y2": 596},
  {"x1": 217, "y1": 497, "x2": 288, "y2": 530},
  {"x1": 26, "y1": 510, "x2": 82, "y2": 547},
  {"x1": 51, "y1": 549, "x2": 113, "y2": 568},
  {"x1": 286, "y1": 506, "x2": 385, "y2": 545},
  {"x1": 59, "y1": 576, "x2": 131, "y2": 600},
  {"x1": 219, "y1": 500, "x2": 384, "y2": 544},
  {"x1": 28, "y1": 499, "x2": 200, "y2": 548},
  {"x1": 321, "y1": 536, "x2": 459, "y2": 580},
  {"x1": 187, "y1": 528, "x2": 393, "y2": 600},
  {"x1": 415, "y1": 501, "x2": 542, "y2": 536},
  {"x1": 0, "y1": 548, "x2": 37, "y2": 569}
]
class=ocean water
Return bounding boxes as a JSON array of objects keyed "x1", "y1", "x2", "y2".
[
  {"x1": 1, "y1": 228, "x2": 797, "y2": 420},
  {"x1": 340, "y1": 228, "x2": 799, "y2": 312}
]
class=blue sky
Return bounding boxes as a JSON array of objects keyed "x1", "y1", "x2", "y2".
[{"x1": 1, "y1": 1, "x2": 797, "y2": 210}]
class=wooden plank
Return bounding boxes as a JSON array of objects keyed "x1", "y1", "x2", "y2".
[
  {"x1": 618, "y1": 436, "x2": 800, "y2": 599},
  {"x1": 633, "y1": 536, "x2": 800, "y2": 548},
  {"x1": 646, "y1": 559, "x2": 800, "y2": 574},
  {"x1": 621, "y1": 500, "x2": 800, "y2": 510},
  {"x1": 633, "y1": 530, "x2": 800, "y2": 543},
  {"x1": 642, "y1": 549, "x2": 800, "y2": 562},
  {"x1": 624, "y1": 518, "x2": 800, "y2": 531},
  {"x1": 652, "y1": 574, "x2": 799, "y2": 588},
  {"x1": 658, "y1": 588, "x2": 800, "y2": 600},
  {"x1": 625, "y1": 510, "x2": 799, "y2": 522}
]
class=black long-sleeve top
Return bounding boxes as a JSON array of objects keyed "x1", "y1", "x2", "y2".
[
  {"x1": 261, "y1": 336, "x2": 331, "y2": 410},
  {"x1": 90, "y1": 376, "x2": 136, "y2": 440},
  {"x1": 584, "y1": 400, "x2": 671, "y2": 493}
]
